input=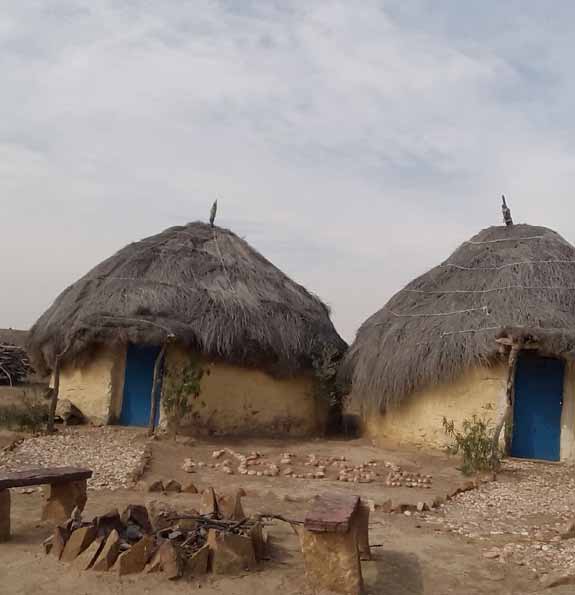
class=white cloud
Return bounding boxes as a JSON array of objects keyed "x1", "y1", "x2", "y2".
[{"x1": 2, "y1": 1, "x2": 575, "y2": 341}]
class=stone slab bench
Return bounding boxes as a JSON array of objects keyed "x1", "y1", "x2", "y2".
[
  {"x1": 301, "y1": 494, "x2": 371, "y2": 595},
  {"x1": 0, "y1": 467, "x2": 92, "y2": 542}
]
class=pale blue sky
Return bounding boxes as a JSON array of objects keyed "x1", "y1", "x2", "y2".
[{"x1": 2, "y1": 1, "x2": 575, "y2": 341}]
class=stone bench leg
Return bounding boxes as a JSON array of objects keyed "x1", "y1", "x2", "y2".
[
  {"x1": 41, "y1": 479, "x2": 87, "y2": 523},
  {"x1": 300, "y1": 528, "x2": 364, "y2": 595},
  {"x1": 0, "y1": 489, "x2": 10, "y2": 542},
  {"x1": 352, "y1": 501, "x2": 371, "y2": 561}
]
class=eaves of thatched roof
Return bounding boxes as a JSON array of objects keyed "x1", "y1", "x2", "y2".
[
  {"x1": 343, "y1": 223, "x2": 575, "y2": 410},
  {"x1": 28, "y1": 222, "x2": 346, "y2": 375}
]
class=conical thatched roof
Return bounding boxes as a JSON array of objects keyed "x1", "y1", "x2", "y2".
[
  {"x1": 28, "y1": 222, "x2": 346, "y2": 374},
  {"x1": 343, "y1": 223, "x2": 575, "y2": 410}
]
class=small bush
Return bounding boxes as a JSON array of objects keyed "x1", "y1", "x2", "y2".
[
  {"x1": 442, "y1": 414, "x2": 501, "y2": 475},
  {"x1": 311, "y1": 345, "x2": 346, "y2": 433},
  {"x1": 0, "y1": 396, "x2": 47, "y2": 433}
]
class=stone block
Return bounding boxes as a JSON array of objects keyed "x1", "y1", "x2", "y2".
[
  {"x1": 94, "y1": 509, "x2": 123, "y2": 539},
  {"x1": 187, "y1": 544, "x2": 209, "y2": 576},
  {"x1": 164, "y1": 480, "x2": 182, "y2": 493},
  {"x1": 114, "y1": 535, "x2": 155, "y2": 575},
  {"x1": 159, "y1": 541, "x2": 184, "y2": 580},
  {"x1": 121, "y1": 504, "x2": 152, "y2": 534},
  {"x1": 92, "y1": 529, "x2": 121, "y2": 571},
  {"x1": 250, "y1": 522, "x2": 268, "y2": 561},
  {"x1": 144, "y1": 552, "x2": 162, "y2": 574},
  {"x1": 217, "y1": 489, "x2": 245, "y2": 521},
  {"x1": 72, "y1": 538, "x2": 104, "y2": 571},
  {"x1": 200, "y1": 487, "x2": 218, "y2": 516},
  {"x1": 147, "y1": 480, "x2": 164, "y2": 493},
  {"x1": 182, "y1": 481, "x2": 198, "y2": 494},
  {"x1": 208, "y1": 529, "x2": 257, "y2": 574},
  {"x1": 51, "y1": 526, "x2": 69, "y2": 560},
  {"x1": 61, "y1": 525, "x2": 97, "y2": 562},
  {"x1": 300, "y1": 528, "x2": 363, "y2": 595},
  {"x1": 42, "y1": 480, "x2": 87, "y2": 524},
  {"x1": 0, "y1": 489, "x2": 10, "y2": 542}
]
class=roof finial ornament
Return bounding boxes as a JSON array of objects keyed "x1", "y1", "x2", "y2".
[
  {"x1": 209, "y1": 199, "x2": 218, "y2": 227},
  {"x1": 501, "y1": 194, "x2": 513, "y2": 227}
]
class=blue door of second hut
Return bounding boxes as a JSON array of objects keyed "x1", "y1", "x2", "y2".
[
  {"x1": 511, "y1": 354, "x2": 564, "y2": 462},
  {"x1": 120, "y1": 344, "x2": 162, "y2": 427}
]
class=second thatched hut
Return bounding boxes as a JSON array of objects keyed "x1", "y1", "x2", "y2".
[
  {"x1": 28, "y1": 221, "x2": 346, "y2": 437},
  {"x1": 343, "y1": 223, "x2": 575, "y2": 462}
]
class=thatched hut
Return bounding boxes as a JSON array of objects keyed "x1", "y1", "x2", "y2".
[
  {"x1": 344, "y1": 223, "x2": 575, "y2": 462},
  {"x1": 28, "y1": 222, "x2": 346, "y2": 436}
]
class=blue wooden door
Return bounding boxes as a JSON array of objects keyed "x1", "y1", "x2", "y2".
[
  {"x1": 119, "y1": 344, "x2": 162, "y2": 427},
  {"x1": 511, "y1": 354, "x2": 564, "y2": 461}
]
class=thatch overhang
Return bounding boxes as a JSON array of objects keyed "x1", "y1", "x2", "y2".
[
  {"x1": 28, "y1": 222, "x2": 347, "y2": 376},
  {"x1": 343, "y1": 224, "x2": 575, "y2": 410}
]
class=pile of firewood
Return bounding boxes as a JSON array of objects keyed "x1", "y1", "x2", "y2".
[
  {"x1": 0, "y1": 343, "x2": 33, "y2": 385},
  {"x1": 44, "y1": 487, "x2": 268, "y2": 579}
]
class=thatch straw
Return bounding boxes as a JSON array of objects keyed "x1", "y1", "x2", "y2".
[
  {"x1": 343, "y1": 223, "x2": 575, "y2": 411},
  {"x1": 28, "y1": 222, "x2": 346, "y2": 375}
]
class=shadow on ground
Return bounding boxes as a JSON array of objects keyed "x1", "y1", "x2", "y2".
[{"x1": 363, "y1": 550, "x2": 424, "y2": 595}]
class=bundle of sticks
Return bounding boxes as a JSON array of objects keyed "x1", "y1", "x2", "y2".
[{"x1": 0, "y1": 343, "x2": 33, "y2": 385}]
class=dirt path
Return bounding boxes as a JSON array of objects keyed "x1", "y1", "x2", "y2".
[{"x1": 0, "y1": 431, "x2": 572, "y2": 594}]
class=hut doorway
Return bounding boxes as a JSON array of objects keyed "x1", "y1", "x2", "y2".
[
  {"x1": 511, "y1": 353, "x2": 564, "y2": 461},
  {"x1": 119, "y1": 344, "x2": 162, "y2": 427}
]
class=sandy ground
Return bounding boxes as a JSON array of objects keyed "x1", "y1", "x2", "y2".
[{"x1": 0, "y1": 431, "x2": 573, "y2": 594}]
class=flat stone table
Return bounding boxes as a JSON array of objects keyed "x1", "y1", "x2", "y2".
[{"x1": 0, "y1": 466, "x2": 92, "y2": 541}]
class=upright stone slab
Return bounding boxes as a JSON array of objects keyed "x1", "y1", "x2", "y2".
[
  {"x1": 207, "y1": 529, "x2": 257, "y2": 574},
  {"x1": 187, "y1": 544, "x2": 209, "y2": 576},
  {"x1": 159, "y1": 541, "x2": 183, "y2": 580},
  {"x1": 92, "y1": 529, "x2": 121, "y2": 571},
  {"x1": 0, "y1": 489, "x2": 10, "y2": 542},
  {"x1": 72, "y1": 538, "x2": 104, "y2": 571},
  {"x1": 217, "y1": 489, "x2": 245, "y2": 521},
  {"x1": 114, "y1": 535, "x2": 155, "y2": 575},
  {"x1": 51, "y1": 526, "x2": 69, "y2": 560},
  {"x1": 42, "y1": 480, "x2": 88, "y2": 523},
  {"x1": 61, "y1": 525, "x2": 97, "y2": 562},
  {"x1": 199, "y1": 487, "x2": 218, "y2": 516}
]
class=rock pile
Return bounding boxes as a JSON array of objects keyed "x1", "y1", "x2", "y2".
[
  {"x1": 44, "y1": 488, "x2": 267, "y2": 580},
  {"x1": 0, "y1": 428, "x2": 146, "y2": 490},
  {"x1": 182, "y1": 449, "x2": 434, "y2": 487},
  {"x1": 424, "y1": 459, "x2": 575, "y2": 576}
]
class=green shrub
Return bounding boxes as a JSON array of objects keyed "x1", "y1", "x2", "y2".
[
  {"x1": 442, "y1": 414, "x2": 502, "y2": 475},
  {"x1": 162, "y1": 359, "x2": 204, "y2": 438},
  {"x1": 311, "y1": 345, "x2": 346, "y2": 433}
]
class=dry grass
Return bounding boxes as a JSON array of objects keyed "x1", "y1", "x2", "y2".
[
  {"x1": 28, "y1": 221, "x2": 346, "y2": 376},
  {"x1": 343, "y1": 223, "x2": 575, "y2": 409}
]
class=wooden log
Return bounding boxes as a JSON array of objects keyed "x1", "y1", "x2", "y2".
[
  {"x1": 491, "y1": 344, "x2": 521, "y2": 462},
  {"x1": 0, "y1": 489, "x2": 10, "y2": 542},
  {"x1": 148, "y1": 343, "x2": 168, "y2": 437},
  {"x1": 46, "y1": 355, "x2": 61, "y2": 433}
]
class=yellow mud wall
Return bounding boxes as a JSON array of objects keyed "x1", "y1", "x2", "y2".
[
  {"x1": 55, "y1": 345, "x2": 126, "y2": 424},
  {"x1": 161, "y1": 345, "x2": 326, "y2": 436},
  {"x1": 560, "y1": 362, "x2": 575, "y2": 462},
  {"x1": 363, "y1": 364, "x2": 508, "y2": 449}
]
